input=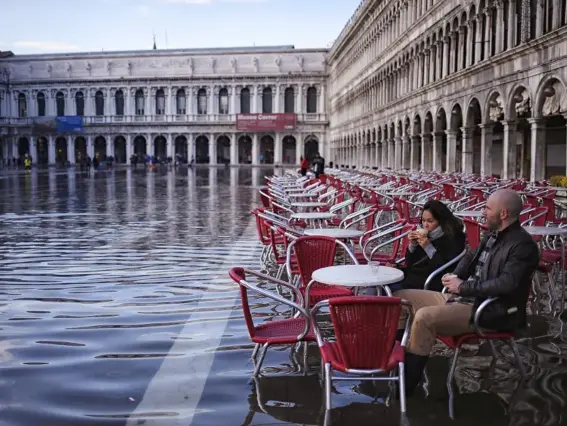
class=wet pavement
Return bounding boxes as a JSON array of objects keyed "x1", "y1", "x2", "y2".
[{"x1": 0, "y1": 166, "x2": 566, "y2": 426}]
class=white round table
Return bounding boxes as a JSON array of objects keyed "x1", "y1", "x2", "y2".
[
  {"x1": 523, "y1": 226, "x2": 567, "y2": 236},
  {"x1": 304, "y1": 228, "x2": 363, "y2": 239},
  {"x1": 292, "y1": 202, "x2": 327, "y2": 209},
  {"x1": 454, "y1": 210, "x2": 484, "y2": 218},
  {"x1": 312, "y1": 264, "x2": 404, "y2": 296},
  {"x1": 291, "y1": 212, "x2": 336, "y2": 220}
]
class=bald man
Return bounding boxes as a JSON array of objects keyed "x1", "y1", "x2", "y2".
[{"x1": 396, "y1": 189, "x2": 539, "y2": 395}]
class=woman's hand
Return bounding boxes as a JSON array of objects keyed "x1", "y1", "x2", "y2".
[
  {"x1": 408, "y1": 231, "x2": 418, "y2": 242},
  {"x1": 417, "y1": 233, "x2": 430, "y2": 247}
]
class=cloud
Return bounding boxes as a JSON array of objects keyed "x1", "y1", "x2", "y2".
[
  {"x1": 160, "y1": 0, "x2": 267, "y2": 4},
  {"x1": 12, "y1": 41, "x2": 80, "y2": 52},
  {"x1": 138, "y1": 5, "x2": 151, "y2": 15}
]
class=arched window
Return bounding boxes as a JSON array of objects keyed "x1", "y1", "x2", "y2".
[
  {"x1": 115, "y1": 90, "x2": 124, "y2": 116},
  {"x1": 284, "y1": 87, "x2": 295, "y2": 113},
  {"x1": 156, "y1": 89, "x2": 165, "y2": 115},
  {"x1": 306, "y1": 86, "x2": 317, "y2": 113},
  {"x1": 18, "y1": 93, "x2": 27, "y2": 118},
  {"x1": 75, "y1": 91, "x2": 84, "y2": 116},
  {"x1": 262, "y1": 87, "x2": 272, "y2": 114},
  {"x1": 240, "y1": 88, "x2": 250, "y2": 113},
  {"x1": 95, "y1": 90, "x2": 104, "y2": 116},
  {"x1": 218, "y1": 88, "x2": 229, "y2": 114},
  {"x1": 56, "y1": 91, "x2": 65, "y2": 116},
  {"x1": 37, "y1": 92, "x2": 46, "y2": 116},
  {"x1": 176, "y1": 89, "x2": 186, "y2": 114},
  {"x1": 197, "y1": 88, "x2": 207, "y2": 115},
  {"x1": 135, "y1": 89, "x2": 144, "y2": 115}
]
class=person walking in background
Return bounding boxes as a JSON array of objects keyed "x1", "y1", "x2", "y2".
[
  {"x1": 300, "y1": 156, "x2": 309, "y2": 176},
  {"x1": 312, "y1": 152, "x2": 325, "y2": 178}
]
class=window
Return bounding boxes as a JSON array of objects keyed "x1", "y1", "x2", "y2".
[
  {"x1": 218, "y1": 88, "x2": 229, "y2": 114},
  {"x1": 75, "y1": 91, "x2": 84, "y2": 116},
  {"x1": 115, "y1": 90, "x2": 124, "y2": 116},
  {"x1": 176, "y1": 89, "x2": 186, "y2": 114},
  {"x1": 306, "y1": 86, "x2": 317, "y2": 113},
  {"x1": 18, "y1": 93, "x2": 27, "y2": 118},
  {"x1": 37, "y1": 92, "x2": 46, "y2": 116},
  {"x1": 95, "y1": 90, "x2": 104, "y2": 116},
  {"x1": 156, "y1": 89, "x2": 165, "y2": 115},
  {"x1": 135, "y1": 89, "x2": 144, "y2": 115},
  {"x1": 284, "y1": 87, "x2": 295, "y2": 113},
  {"x1": 56, "y1": 91, "x2": 65, "y2": 116},
  {"x1": 197, "y1": 88, "x2": 207, "y2": 115},
  {"x1": 240, "y1": 88, "x2": 250, "y2": 113},
  {"x1": 262, "y1": 87, "x2": 272, "y2": 113}
]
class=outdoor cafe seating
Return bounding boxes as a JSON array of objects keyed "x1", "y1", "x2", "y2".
[{"x1": 229, "y1": 168, "x2": 567, "y2": 422}]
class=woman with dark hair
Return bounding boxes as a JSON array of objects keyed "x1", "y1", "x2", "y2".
[{"x1": 392, "y1": 200, "x2": 466, "y2": 292}]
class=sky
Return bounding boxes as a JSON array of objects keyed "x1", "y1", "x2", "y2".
[{"x1": 0, "y1": 0, "x2": 361, "y2": 55}]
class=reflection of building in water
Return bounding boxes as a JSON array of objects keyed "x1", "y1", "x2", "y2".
[
  {"x1": 0, "y1": 47, "x2": 327, "y2": 167},
  {"x1": 328, "y1": 0, "x2": 567, "y2": 180}
]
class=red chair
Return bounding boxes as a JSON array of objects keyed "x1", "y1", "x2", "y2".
[
  {"x1": 286, "y1": 236, "x2": 359, "y2": 307},
  {"x1": 462, "y1": 218, "x2": 488, "y2": 251},
  {"x1": 437, "y1": 293, "x2": 528, "y2": 418},
  {"x1": 311, "y1": 296, "x2": 412, "y2": 414},
  {"x1": 228, "y1": 267, "x2": 315, "y2": 376}
]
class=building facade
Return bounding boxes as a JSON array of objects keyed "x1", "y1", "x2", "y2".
[
  {"x1": 328, "y1": 0, "x2": 567, "y2": 181},
  {"x1": 0, "y1": 46, "x2": 328, "y2": 166}
]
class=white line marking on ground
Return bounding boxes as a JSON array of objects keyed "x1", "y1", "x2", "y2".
[{"x1": 126, "y1": 216, "x2": 260, "y2": 426}]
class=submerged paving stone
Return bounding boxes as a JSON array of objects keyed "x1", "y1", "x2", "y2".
[{"x1": 0, "y1": 167, "x2": 566, "y2": 426}]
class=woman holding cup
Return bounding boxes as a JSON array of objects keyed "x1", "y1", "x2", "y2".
[{"x1": 390, "y1": 200, "x2": 466, "y2": 292}]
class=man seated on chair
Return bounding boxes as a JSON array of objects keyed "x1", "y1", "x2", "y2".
[{"x1": 395, "y1": 189, "x2": 539, "y2": 395}]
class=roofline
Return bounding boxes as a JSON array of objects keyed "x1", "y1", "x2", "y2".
[{"x1": 2, "y1": 46, "x2": 329, "y2": 61}]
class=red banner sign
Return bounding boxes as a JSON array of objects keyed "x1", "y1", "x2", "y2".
[{"x1": 236, "y1": 113, "x2": 296, "y2": 132}]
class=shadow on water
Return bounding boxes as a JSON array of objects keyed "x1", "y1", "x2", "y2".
[{"x1": 0, "y1": 166, "x2": 566, "y2": 426}]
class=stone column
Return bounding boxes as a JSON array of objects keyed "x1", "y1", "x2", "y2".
[
  {"x1": 166, "y1": 134, "x2": 173, "y2": 159},
  {"x1": 432, "y1": 132, "x2": 444, "y2": 171},
  {"x1": 535, "y1": 0, "x2": 544, "y2": 37},
  {"x1": 145, "y1": 88, "x2": 151, "y2": 117},
  {"x1": 450, "y1": 33, "x2": 458, "y2": 74},
  {"x1": 208, "y1": 86, "x2": 215, "y2": 117},
  {"x1": 445, "y1": 130, "x2": 457, "y2": 172},
  {"x1": 508, "y1": 0, "x2": 517, "y2": 48},
  {"x1": 67, "y1": 135, "x2": 74, "y2": 164},
  {"x1": 87, "y1": 135, "x2": 94, "y2": 158},
  {"x1": 528, "y1": 118, "x2": 545, "y2": 181},
  {"x1": 436, "y1": 41, "x2": 443, "y2": 79},
  {"x1": 423, "y1": 50, "x2": 430, "y2": 85},
  {"x1": 475, "y1": 14, "x2": 483, "y2": 62},
  {"x1": 106, "y1": 135, "x2": 113, "y2": 158},
  {"x1": 229, "y1": 134, "x2": 238, "y2": 165},
  {"x1": 274, "y1": 133, "x2": 282, "y2": 165},
  {"x1": 48, "y1": 135, "x2": 55, "y2": 165},
  {"x1": 274, "y1": 85, "x2": 280, "y2": 113},
  {"x1": 209, "y1": 133, "x2": 216, "y2": 165},
  {"x1": 442, "y1": 37, "x2": 450, "y2": 77},
  {"x1": 460, "y1": 127, "x2": 474, "y2": 173},
  {"x1": 382, "y1": 140, "x2": 388, "y2": 169},
  {"x1": 252, "y1": 133, "x2": 259, "y2": 165},
  {"x1": 126, "y1": 134, "x2": 132, "y2": 164},
  {"x1": 502, "y1": 120, "x2": 517, "y2": 179},
  {"x1": 252, "y1": 86, "x2": 258, "y2": 113},
  {"x1": 466, "y1": 21, "x2": 473, "y2": 66},
  {"x1": 458, "y1": 27, "x2": 465, "y2": 71},
  {"x1": 485, "y1": 8, "x2": 493, "y2": 57},
  {"x1": 230, "y1": 85, "x2": 237, "y2": 114},
  {"x1": 410, "y1": 135, "x2": 420, "y2": 171},
  {"x1": 479, "y1": 123, "x2": 493, "y2": 176},
  {"x1": 394, "y1": 136, "x2": 403, "y2": 169},
  {"x1": 422, "y1": 134, "x2": 433, "y2": 171},
  {"x1": 496, "y1": 0, "x2": 505, "y2": 53},
  {"x1": 403, "y1": 135, "x2": 411, "y2": 169}
]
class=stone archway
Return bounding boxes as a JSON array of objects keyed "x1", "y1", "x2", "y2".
[
  {"x1": 133, "y1": 135, "x2": 147, "y2": 158},
  {"x1": 154, "y1": 135, "x2": 167, "y2": 160},
  {"x1": 18, "y1": 137, "x2": 29, "y2": 158},
  {"x1": 75, "y1": 136, "x2": 87, "y2": 163},
  {"x1": 304, "y1": 135, "x2": 319, "y2": 161},
  {"x1": 55, "y1": 136, "x2": 68, "y2": 165},
  {"x1": 36, "y1": 136, "x2": 49, "y2": 165},
  {"x1": 216, "y1": 135, "x2": 231, "y2": 164},
  {"x1": 94, "y1": 136, "x2": 106, "y2": 160},
  {"x1": 466, "y1": 98, "x2": 482, "y2": 175},
  {"x1": 260, "y1": 135, "x2": 274, "y2": 164},
  {"x1": 175, "y1": 136, "x2": 188, "y2": 162},
  {"x1": 238, "y1": 135, "x2": 252, "y2": 164},
  {"x1": 195, "y1": 135, "x2": 209, "y2": 164},
  {"x1": 282, "y1": 135, "x2": 296, "y2": 164},
  {"x1": 114, "y1": 136, "x2": 126, "y2": 163}
]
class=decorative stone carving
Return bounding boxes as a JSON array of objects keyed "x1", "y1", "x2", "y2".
[
  {"x1": 230, "y1": 57, "x2": 237, "y2": 73},
  {"x1": 542, "y1": 81, "x2": 566, "y2": 116},
  {"x1": 130, "y1": 87, "x2": 138, "y2": 96},
  {"x1": 28, "y1": 64, "x2": 33, "y2": 75},
  {"x1": 488, "y1": 96, "x2": 504, "y2": 121},
  {"x1": 106, "y1": 61, "x2": 112, "y2": 74},
  {"x1": 275, "y1": 56, "x2": 282, "y2": 70},
  {"x1": 85, "y1": 61, "x2": 92, "y2": 75},
  {"x1": 210, "y1": 57, "x2": 216, "y2": 73},
  {"x1": 187, "y1": 58, "x2": 194, "y2": 75},
  {"x1": 252, "y1": 57, "x2": 259, "y2": 73},
  {"x1": 47, "y1": 63, "x2": 53, "y2": 76},
  {"x1": 126, "y1": 61, "x2": 132, "y2": 75},
  {"x1": 515, "y1": 89, "x2": 531, "y2": 117},
  {"x1": 297, "y1": 55, "x2": 304, "y2": 71},
  {"x1": 50, "y1": 89, "x2": 58, "y2": 97},
  {"x1": 66, "y1": 62, "x2": 72, "y2": 77}
]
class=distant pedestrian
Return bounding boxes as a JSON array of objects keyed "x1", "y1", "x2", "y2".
[
  {"x1": 300, "y1": 156, "x2": 309, "y2": 176},
  {"x1": 312, "y1": 152, "x2": 325, "y2": 178}
]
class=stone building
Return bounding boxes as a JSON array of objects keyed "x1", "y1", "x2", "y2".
[
  {"x1": 0, "y1": 46, "x2": 327, "y2": 165},
  {"x1": 328, "y1": 0, "x2": 567, "y2": 180}
]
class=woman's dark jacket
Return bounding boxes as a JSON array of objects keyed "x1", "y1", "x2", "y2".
[{"x1": 399, "y1": 232, "x2": 466, "y2": 291}]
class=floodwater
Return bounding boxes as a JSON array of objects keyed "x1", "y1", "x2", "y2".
[{"x1": 0, "y1": 166, "x2": 566, "y2": 426}]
